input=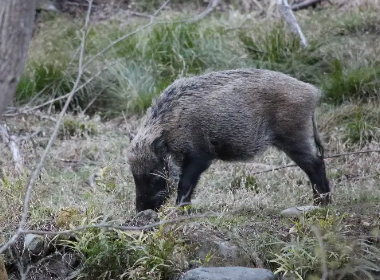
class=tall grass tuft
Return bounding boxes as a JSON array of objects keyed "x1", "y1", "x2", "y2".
[
  {"x1": 321, "y1": 59, "x2": 380, "y2": 105},
  {"x1": 238, "y1": 22, "x2": 333, "y2": 85}
]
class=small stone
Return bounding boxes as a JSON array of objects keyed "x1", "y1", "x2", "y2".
[
  {"x1": 129, "y1": 209, "x2": 160, "y2": 227},
  {"x1": 135, "y1": 209, "x2": 158, "y2": 220},
  {"x1": 179, "y1": 267, "x2": 274, "y2": 280},
  {"x1": 24, "y1": 234, "x2": 45, "y2": 255},
  {"x1": 25, "y1": 251, "x2": 80, "y2": 280},
  {"x1": 362, "y1": 221, "x2": 371, "y2": 227},
  {"x1": 280, "y1": 205, "x2": 320, "y2": 218}
]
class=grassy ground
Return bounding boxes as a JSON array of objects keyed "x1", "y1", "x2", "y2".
[{"x1": 1, "y1": 1, "x2": 380, "y2": 279}]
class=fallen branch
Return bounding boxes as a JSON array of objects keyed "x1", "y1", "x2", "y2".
[
  {"x1": 277, "y1": 0, "x2": 308, "y2": 47},
  {"x1": 0, "y1": 124, "x2": 23, "y2": 174}
]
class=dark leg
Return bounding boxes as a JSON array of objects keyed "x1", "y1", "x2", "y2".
[
  {"x1": 176, "y1": 154, "x2": 212, "y2": 207},
  {"x1": 276, "y1": 139, "x2": 331, "y2": 206}
]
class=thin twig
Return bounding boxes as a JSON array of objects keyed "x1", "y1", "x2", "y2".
[
  {"x1": 129, "y1": 11, "x2": 153, "y2": 19},
  {"x1": 49, "y1": 148, "x2": 380, "y2": 176},
  {"x1": 0, "y1": 1, "x2": 93, "y2": 255},
  {"x1": 250, "y1": 149, "x2": 380, "y2": 175},
  {"x1": 325, "y1": 149, "x2": 380, "y2": 159},
  {"x1": 250, "y1": 162, "x2": 297, "y2": 175},
  {"x1": 18, "y1": 211, "x2": 234, "y2": 236}
]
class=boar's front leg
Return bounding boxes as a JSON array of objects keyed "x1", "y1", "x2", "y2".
[{"x1": 176, "y1": 154, "x2": 212, "y2": 207}]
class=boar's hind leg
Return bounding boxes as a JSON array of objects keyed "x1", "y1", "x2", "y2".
[
  {"x1": 276, "y1": 138, "x2": 331, "y2": 206},
  {"x1": 176, "y1": 154, "x2": 212, "y2": 207}
]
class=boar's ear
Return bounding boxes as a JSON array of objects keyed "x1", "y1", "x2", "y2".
[{"x1": 152, "y1": 131, "x2": 169, "y2": 156}]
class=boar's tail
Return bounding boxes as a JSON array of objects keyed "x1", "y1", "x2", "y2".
[{"x1": 312, "y1": 112, "x2": 324, "y2": 159}]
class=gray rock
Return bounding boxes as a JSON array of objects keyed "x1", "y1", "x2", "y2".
[
  {"x1": 179, "y1": 267, "x2": 274, "y2": 280},
  {"x1": 23, "y1": 251, "x2": 80, "y2": 280},
  {"x1": 183, "y1": 223, "x2": 255, "y2": 267},
  {"x1": 130, "y1": 209, "x2": 160, "y2": 227},
  {"x1": 24, "y1": 234, "x2": 45, "y2": 255},
  {"x1": 280, "y1": 205, "x2": 320, "y2": 218}
]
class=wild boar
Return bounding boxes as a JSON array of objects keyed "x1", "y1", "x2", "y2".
[{"x1": 127, "y1": 68, "x2": 331, "y2": 213}]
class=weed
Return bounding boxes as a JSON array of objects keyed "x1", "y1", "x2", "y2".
[
  {"x1": 229, "y1": 168, "x2": 259, "y2": 194},
  {"x1": 68, "y1": 216, "x2": 189, "y2": 280}
]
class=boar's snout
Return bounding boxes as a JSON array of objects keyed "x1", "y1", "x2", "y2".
[{"x1": 133, "y1": 173, "x2": 169, "y2": 213}]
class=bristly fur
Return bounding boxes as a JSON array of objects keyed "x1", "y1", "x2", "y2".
[{"x1": 127, "y1": 68, "x2": 331, "y2": 212}]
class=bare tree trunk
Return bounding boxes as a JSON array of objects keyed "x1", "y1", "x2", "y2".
[
  {"x1": 0, "y1": 0, "x2": 37, "y2": 119},
  {"x1": 277, "y1": 0, "x2": 308, "y2": 47}
]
